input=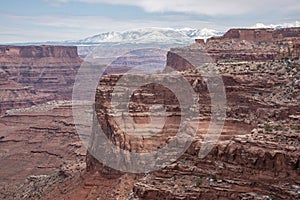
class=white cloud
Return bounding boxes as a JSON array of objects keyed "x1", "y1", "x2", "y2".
[
  {"x1": 48, "y1": 0, "x2": 300, "y2": 16},
  {"x1": 2, "y1": 10, "x2": 299, "y2": 43},
  {"x1": 5, "y1": 14, "x2": 217, "y2": 31},
  {"x1": 0, "y1": 14, "x2": 222, "y2": 43}
]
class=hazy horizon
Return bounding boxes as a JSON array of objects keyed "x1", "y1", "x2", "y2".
[{"x1": 1, "y1": 0, "x2": 299, "y2": 43}]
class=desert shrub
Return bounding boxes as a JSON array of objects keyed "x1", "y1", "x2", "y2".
[
  {"x1": 195, "y1": 177, "x2": 202, "y2": 187},
  {"x1": 264, "y1": 124, "x2": 273, "y2": 132}
]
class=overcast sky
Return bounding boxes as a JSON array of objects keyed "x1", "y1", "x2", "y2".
[{"x1": 0, "y1": 0, "x2": 299, "y2": 43}]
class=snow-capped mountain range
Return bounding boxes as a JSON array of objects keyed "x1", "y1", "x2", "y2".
[
  {"x1": 68, "y1": 21, "x2": 300, "y2": 46},
  {"x1": 251, "y1": 21, "x2": 300, "y2": 29},
  {"x1": 10, "y1": 21, "x2": 299, "y2": 47},
  {"x1": 75, "y1": 27, "x2": 224, "y2": 45},
  {"x1": 10, "y1": 27, "x2": 223, "y2": 48}
]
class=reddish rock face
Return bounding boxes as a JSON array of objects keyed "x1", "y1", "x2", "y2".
[
  {"x1": 0, "y1": 45, "x2": 81, "y2": 114},
  {"x1": 0, "y1": 45, "x2": 84, "y2": 199},
  {"x1": 207, "y1": 27, "x2": 300, "y2": 43},
  {"x1": 166, "y1": 27, "x2": 300, "y2": 71},
  {"x1": 0, "y1": 45, "x2": 79, "y2": 59},
  {"x1": 85, "y1": 58, "x2": 299, "y2": 199},
  {"x1": 84, "y1": 27, "x2": 300, "y2": 200}
]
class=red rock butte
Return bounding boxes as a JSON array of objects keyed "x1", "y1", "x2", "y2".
[
  {"x1": 206, "y1": 27, "x2": 300, "y2": 43},
  {"x1": 167, "y1": 27, "x2": 300, "y2": 72},
  {"x1": 0, "y1": 45, "x2": 81, "y2": 114}
]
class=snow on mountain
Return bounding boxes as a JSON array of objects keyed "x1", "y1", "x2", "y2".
[
  {"x1": 76, "y1": 27, "x2": 224, "y2": 45},
  {"x1": 177, "y1": 28, "x2": 223, "y2": 39},
  {"x1": 9, "y1": 21, "x2": 299, "y2": 47},
  {"x1": 251, "y1": 21, "x2": 300, "y2": 29}
]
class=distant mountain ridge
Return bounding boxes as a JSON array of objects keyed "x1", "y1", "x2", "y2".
[
  {"x1": 7, "y1": 21, "x2": 300, "y2": 47},
  {"x1": 75, "y1": 28, "x2": 224, "y2": 45},
  {"x1": 251, "y1": 21, "x2": 300, "y2": 29},
  {"x1": 76, "y1": 22, "x2": 299, "y2": 45}
]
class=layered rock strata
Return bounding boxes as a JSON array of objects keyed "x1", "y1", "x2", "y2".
[
  {"x1": 87, "y1": 27, "x2": 300, "y2": 199},
  {"x1": 0, "y1": 45, "x2": 81, "y2": 114}
]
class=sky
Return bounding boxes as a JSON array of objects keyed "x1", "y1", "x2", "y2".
[{"x1": 0, "y1": 0, "x2": 299, "y2": 43}]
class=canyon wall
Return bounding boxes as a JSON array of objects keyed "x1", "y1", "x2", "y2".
[
  {"x1": 0, "y1": 45, "x2": 79, "y2": 59},
  {"x1": 89, "y1": 61, "x2": 299, "y2": 199},
  {"x1": 0, "y1": 46, "x2": 86, "y2": 198},
  {"x1": 87, "y1": 27, "x2": 300, "y2": 199},
  {"x1": 172, "y1": 27, "x2": 300, "y2": 71},
  {"x1": 208, "y1": 27, "x2": 300, "y2": 43},
  {"x1": 0, "y1": 45, "x2": 81, "y2": 114}
]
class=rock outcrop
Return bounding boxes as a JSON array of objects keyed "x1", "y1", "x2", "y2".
[
  {"x1": 85, "y1": 27, "x2": 300, "y2": 199},
  {"x1": 0, "y1": 101, "x2": 86, "y2": 199},
  {"x1": 131, "y1": 62, "x2": 299, "y2": 199},
  {"x1": 0, "y1": 45, "x2": 79, "y2": 61},
  {"x1": 208, "y1": 27, "x2": 300, "y2": 43},
  {"x1": 0, "y1": 45, "x2": 81, "y2": 114},
  {"x1": 167, "y1": 27, "x2": 300, "y2": 71},
  {"x1": 80, "y1": 56, "x2": 300, "y2": 199}
]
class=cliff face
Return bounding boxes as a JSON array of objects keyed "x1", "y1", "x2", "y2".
[
  {"x1": 131, "y1": 63, "x2": 299, "y2": 199},
  {"x1": 210, "y1": 27, "x2": 300, "y2": 43},
  {"x1": 130, "y1": 29, "x2": 300, "y2": 199},
  {"x1": 0, "y1": 101, "x2": 86, "y2": 199},
  {"x1": 0, "y1": 45, "x2": 87, "y2": 198},
  {"x1": 0, "y1": 45, "x2": 81, "y2": 114},
  {"x1": 166, "y1": 27, "x2": 300, "y2": 71},
  {"x1": 86, "y1": 58, "x2": 300, "y2": 199},
  {"x1": 0, "y1": 45, "x2": 79, "y2": 60},
  {"x1": 85, "y1": 28, "x2": 300, "y2": 199}
]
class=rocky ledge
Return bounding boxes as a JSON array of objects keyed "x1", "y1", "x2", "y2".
[
  {"x1": 85, "y1": 27, "x2": 300, "y2": 199},
  {"x1": 168, "y1": 27, "x2": 300, "y2": 71},
  {"x1": 0, "y1": 45, "x2": 81, "y2": 114}
]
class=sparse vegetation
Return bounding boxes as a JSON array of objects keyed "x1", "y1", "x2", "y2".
[
  {"x1": 269, "y1": 194, "x2": 280, "y2": 200},
  {"x1": 290, "y1": 125, "x2": 300, "y2": 132},
  {"x1": 264, "y1": 124, "x2": 273, "y2": 132},
  {"x1": 257, "y1": 64, "x2": 262, "y2": 70},
  {"x1": 195, "y1": 177, "x2": 202, "y2": 187},
  {"x1": 273, "y1": 125, "x2": 284, "y2": 131}
]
